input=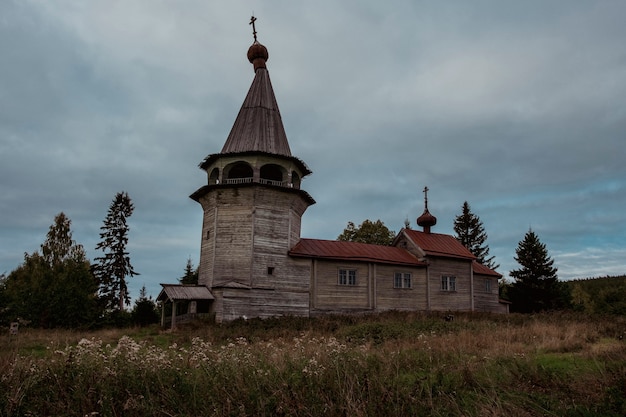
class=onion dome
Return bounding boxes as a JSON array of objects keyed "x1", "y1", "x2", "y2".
[
  {"x1": 417, "y1": 209, "x2": 437, "y2": 233},
  {"x1": 247, "y1": 41, "x2": 268, "y2": 71},
  {"x1": 417, "y1": 186, "x2": 437, "y2": 233}
]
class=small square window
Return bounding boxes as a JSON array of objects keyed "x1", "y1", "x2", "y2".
[
  {"x1": 441, "y1": 275, "x2": 456, "y2": 291},
  {"x1": 394, "y1": 272, "x2": 412, "y2": 289},
  {"x1": 339, "y1": 269, "x2": 357, "y2": 286},
  {"x1": 267, "y1": 267, "x2": 275, "y2": 275}
]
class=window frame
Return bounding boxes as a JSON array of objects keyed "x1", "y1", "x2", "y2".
[
  {"x1": 394, "y1": 272, "x2": 412, "y2": 289},
  {"x1": 441, "y1": 275, "x2": 456, "y2": 292},
  {"x1": 338, "y1": 268, "x2": 357, "y2": 286}
]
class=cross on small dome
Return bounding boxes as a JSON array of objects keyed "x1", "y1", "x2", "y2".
[
  {"x1": 417, "y1": 186, "x2": 437, "y2": 233},
  {"x1": 247, "y1": 16, "x2": 269, "y2": 71}
]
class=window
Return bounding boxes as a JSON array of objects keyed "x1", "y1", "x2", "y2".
[
  {"x1": 441, "y1": 275, "x2": 456, "y2": 291},
  {"x1": 394, "y1": 272, "x2": 412, "y2": 289},
  {"x1": 267, "y1": 267, "x2": 275, "y2": 275},
  {"x1": 338, "y1": 269, "x2": 356, "y2": 286},
  {"x1": 485, "y1": 279, "x2": 491, "y2": 292}
]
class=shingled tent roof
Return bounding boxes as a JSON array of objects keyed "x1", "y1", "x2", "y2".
[
  {"x1": 289, "y1": 238, "x2": 426, "y2": 267},
  {"x1": 219, "y1": 41, "x2": 291, "y2": 156}
]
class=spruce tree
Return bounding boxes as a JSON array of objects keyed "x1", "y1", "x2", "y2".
[
  {"x1": 180, "y1": 257, "x2": 199, "y2": 285},
  {"x1": 508, "y1": 229, "x2": 569, "y2": 312},
  {"x1": 131, "y1": 285, "x2": 159, "y2": 326},
  {"x1": 453, "y1": 202, "x2": 499, "y2": 269},
  {"x1": 94, "y1": 192, "x2": 139, "y2": 311}
]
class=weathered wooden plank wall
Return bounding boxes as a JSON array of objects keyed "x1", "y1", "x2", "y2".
[
  {"x1": 217, "y1": 288, "x2": 310, "y2": 322},
  {"x1": 375, "y1": 264, "x2": 428, "y2": 311},
  {"x1": 427, "y1": 258, "x2": 473, "y2": 311},
  {"x1": 310, "y1": 260, "x2": 430, "y2": 313},
  {"x1": 312, "y1": 260, "x2": 370, "y2": 310},
  {"x1": 472, "y1": 275, "x2": 502, "y2": 312}
]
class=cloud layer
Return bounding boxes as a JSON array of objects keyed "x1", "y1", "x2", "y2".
[{"x1": 2, "y1": 1, "x2": 625, "y2": 299}]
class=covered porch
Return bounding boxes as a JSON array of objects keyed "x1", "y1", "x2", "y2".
[{"x1": 157, "y1": 284, "x2": 214, "y2": 329}]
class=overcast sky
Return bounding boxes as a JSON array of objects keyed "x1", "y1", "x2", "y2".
[{"x1": 2, "y1": 1, "x2": 625, "y2": 300}]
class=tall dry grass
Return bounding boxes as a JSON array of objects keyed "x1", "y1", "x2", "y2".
[{"x1": 1, "y1": 312, "x2": 624, "y2": 416}]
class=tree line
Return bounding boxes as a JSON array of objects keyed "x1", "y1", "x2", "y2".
[{"x1": 568, "y1": 275, "x2": 626, "y2": 315}]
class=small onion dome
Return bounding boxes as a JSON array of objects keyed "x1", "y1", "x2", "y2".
[
  {"x1": 247, "y1": 41, "x2": 269, "y2": 71},
  {"x1": 417, "y1": 209, "x2": 437, "y2": 233}
]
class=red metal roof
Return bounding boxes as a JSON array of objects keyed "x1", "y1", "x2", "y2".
[
  {"x1": 403, "y1": 229, "x2": 475, "y2": 260},
  {"x1": 472, "y1": 261, "x2": 502, "y2": 277},
  {"x1": 289, "y1": 238, "x2": 426, "y2": 267}
]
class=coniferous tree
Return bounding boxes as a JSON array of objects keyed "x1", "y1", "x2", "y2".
[
  {"x1": 179, "y1": 257, "x2": 199, "y2": 285},
  {"x1": 508, "y1": 229, "x2": 570, "y2": 313},
  {"x1": 337, "y1": 219, "x2": 396, "y2": 246},
  {"x1": 131, "y1": 285, "x2": 159, "y2": 326},
  {"x1": 94, "y1": 192, "x2": 139, "y2": 311},
  {"x1": 453, "y1": 201, "x2": 499, "y2": 270}
]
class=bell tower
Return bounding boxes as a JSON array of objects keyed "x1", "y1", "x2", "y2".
[{"x1": 190, "y1": 18, "x2": 315, "y2": 321}]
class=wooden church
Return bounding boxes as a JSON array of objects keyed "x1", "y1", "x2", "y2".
[{"x1": 158, "y1": 22, "x2": 507, "y2": 326}]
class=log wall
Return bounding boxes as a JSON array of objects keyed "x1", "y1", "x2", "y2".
[
  {"x1": 197, "y1": 184, "x2": 312, "y2": 321},
  {"x1": 310, "y1": 259, "x2": 427, "y2": 313},
  {"x1": 312, "y1": 260, "x2": 370, "y2": 310},
  {"x1": 197, "y1": 186, "x2": 310, "y2": 287},
  {"x1": 212, "y1": 287, "x2": 310, "y2": 323},
  {"x1": 472, "y1": 274, "x2": 503, "y2": 312},
  {"x1": 375, "y1": 265, "x2": 428, "y2": 311},
  {"x1": 427, "y1": 258, "x2": 473, "y2": 311}
]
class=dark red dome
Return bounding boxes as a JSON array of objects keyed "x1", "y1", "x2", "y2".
[
  {"x1": 417, "y1": 209, "x2": 437, "y2": 230},
  {"x1": 247, "y1": 42, "x2": 268, "y2": 71}
]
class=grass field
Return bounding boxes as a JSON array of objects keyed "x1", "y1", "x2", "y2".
[{"x1": 1, "y1": 311, "x2": 625, "y2": 416}]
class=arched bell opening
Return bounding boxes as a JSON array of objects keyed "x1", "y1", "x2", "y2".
[
  {"x1": 260, "y1": 164, "x2": 286, "y2": 186},
  {"x1": 223, "y1": 162, "x2": 253, "y2": 184}
]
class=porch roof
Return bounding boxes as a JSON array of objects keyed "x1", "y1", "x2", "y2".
[{"x1": 157, "y1": 284, "x2": 214, "y2": 302}]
